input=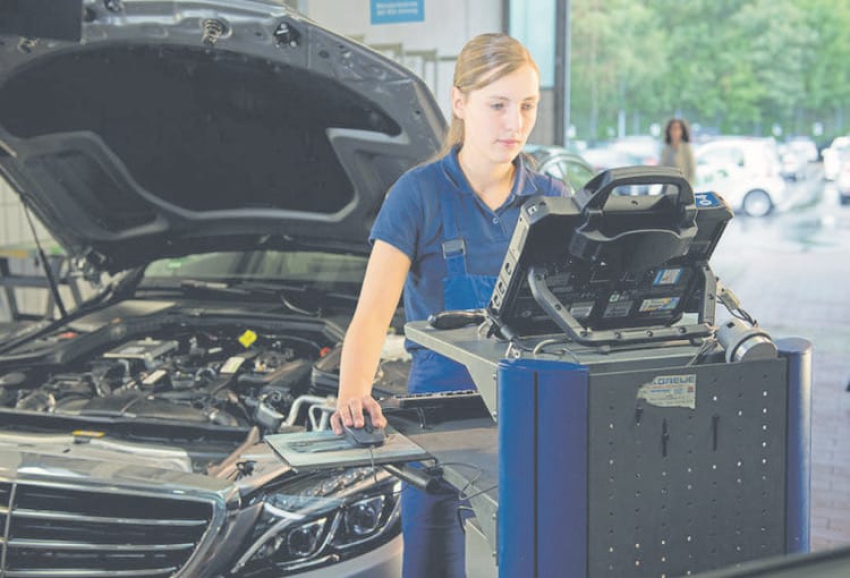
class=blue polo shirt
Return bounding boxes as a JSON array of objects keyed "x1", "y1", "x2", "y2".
[{"x1": 370, "y1": 148, "x2": 566, "y2": 351}]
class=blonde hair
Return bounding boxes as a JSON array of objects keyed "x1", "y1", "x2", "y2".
[{"x1": 438, "y1": 33, "x2": 539, "y2": 158}]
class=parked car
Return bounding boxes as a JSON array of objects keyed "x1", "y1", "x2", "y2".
[
  {"x1": 778, "y1": 136, "x2": 817, "y2": 181},
  {"x1": 582, "y1": 146, "x2": 643, "y2": 173},
  {"x1": 785, "y1": 136, "x2": 819, "y2": 163},
  {"x1": 582, "y1": 145, "x2": 669, "y2": 196},
  {"x1": 823, "y1": 136, "x2": 850, "y2": 181},
  {"x1": 778, "y1": 144, "x2": 807, "y2": 181},
  {"x1": 0, "y1": 2, "x2": 446, "y2": 577},
  {"x1": 524, "y1": 145, "x2": 595, "y2": 196},
  {"x1": 609, "y1": 135, "x2": 661, "y2": 166},
  {"x1": 837, "y1": 156, "x2": 850, "y2": 205},
  {"x1": 694, "y1": 137, "x2": 788, "y2": 217}
]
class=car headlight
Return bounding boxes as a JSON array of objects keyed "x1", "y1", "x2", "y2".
[
  {"x1": 345, "y1": 494, "x2": 385, "y2": 536},
  {"x1": 232, "y1": 467, "x2": 401, "y2": 575}
]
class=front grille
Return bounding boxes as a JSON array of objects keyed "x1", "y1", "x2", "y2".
[{"x1": 0, "y1": 482, "x2": 214, "y2": 578}]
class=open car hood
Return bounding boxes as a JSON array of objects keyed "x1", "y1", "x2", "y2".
[{"x1": 0, "y1": 0, "x2": 445, "y2": 272}]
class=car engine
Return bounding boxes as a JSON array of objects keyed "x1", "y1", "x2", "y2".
[
  {"x1": 0, "y1": 326, "x2": 354, "y2": 433},
  {"x1": 0, "y1": 321, "x2": 409, "y2": 576}
]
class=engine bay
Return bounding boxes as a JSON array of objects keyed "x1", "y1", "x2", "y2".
[{"x1": 0, "y1": 323, "x2": 348, "y2": 434}]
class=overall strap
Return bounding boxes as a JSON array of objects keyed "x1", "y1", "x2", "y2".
[{"x1": 440, "y1": 189, "x2": 469, "y2": 278}]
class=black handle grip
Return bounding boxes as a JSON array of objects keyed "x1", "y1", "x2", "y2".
[
  {"x1": 574, "y1": 166, "x2": 694, "y2": 215},
  {"x1": 569, "y1": 167, "x2": 699, "y2": 271},
  {"x1": 427, "y1": 309, "x2": 486, "y2": 330},
  {"x1": 383, "y1": 463, "x2": 442, "y2": 494}
]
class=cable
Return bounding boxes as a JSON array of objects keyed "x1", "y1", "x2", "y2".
[
  {"x1": 531, "y1": 338, "x2": 563, "y2": 356},
  {"x1": 505, "y1": 338, "x2": 535, "y2": 359},
  {"x1": 460, "y1": 483, "x2": 499, "y2": 502},
  {"x1": 456, "y1": 486, "x2": 499, "y2": 533},
  {"x1": 430, "y1": 461, "x2": 483, "y2": 498},
  {"x1": 258, "y1": 333, "x2": 324, "y2": 353},
  {"x1": 717, "y1": 281, "x2": 758, "y2": 326},
  {"x1": 456, "y1": 505, "x2": 476, "y2": 534},
  {"x1": 530, "y1": 338, "x2": 582, "y2": 364},
  {"x1": 686, "y1": 337, "x2": 718, "y2": 366},
  {"x1": 427, "y1": 461, "x2": 486, "y2": 501},
  {"x1": 387, "y1": 457, "x2": 441, "y2": 497},
  {"x1": 368, "y1": 447, "x2": 377, "y2": 484},
  {"x1": 555, "y1": 346, "x2": 581, "y2": 364},
  {"x1": 279, "y1": 294, "x2": 316, "y2": 317}
]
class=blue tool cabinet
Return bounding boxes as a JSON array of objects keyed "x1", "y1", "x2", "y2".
[{"x1": 403, "y1": 323, "x2": 811, "y2": 578}]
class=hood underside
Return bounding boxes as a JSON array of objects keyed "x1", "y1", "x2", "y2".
[{"x1": 0, "y1": 0, "x2": 445, "y2": 271}]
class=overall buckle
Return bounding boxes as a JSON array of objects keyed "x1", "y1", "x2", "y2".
[{"x1": 442, "y1": 239, "x2": 466, "y2": 258}]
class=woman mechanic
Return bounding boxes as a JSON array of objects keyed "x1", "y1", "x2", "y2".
[{"x1": 330, "y1": 33, "x2": 566, "y2": 578}]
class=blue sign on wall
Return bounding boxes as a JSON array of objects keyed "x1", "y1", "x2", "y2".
[{"x1": 371, "y1": 0, "x2": 424, "y2": 24}]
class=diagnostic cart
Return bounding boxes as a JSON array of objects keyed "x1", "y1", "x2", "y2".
[{"x1": 399, "y1": 168, "x2": 811, "y2": 578}]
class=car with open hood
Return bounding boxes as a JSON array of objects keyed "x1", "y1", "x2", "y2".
[{"x1": 0, "y1": 1, "x2": 445, "y2": 576}]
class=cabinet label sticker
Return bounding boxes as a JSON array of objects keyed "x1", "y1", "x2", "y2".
[{"x1": 637, "y1": 374, "x2": 696, "y2": 409}]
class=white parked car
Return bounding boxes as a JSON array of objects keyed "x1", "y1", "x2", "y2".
[
  {"x1": 823, "y1": 136, "x2": 850, "y2": 181},
  {"x1": 785, "y1": 137, "x2": 819, "y2": 163},
  {"x1": 694, "y1": 137, "x2": 788, "y2": 217},
  {"x1": 778, "y1": 143, "x2": 807, "y2": 181},
  {"x1": 837, "y1": 156, "x2": 850, "y2": 205}
]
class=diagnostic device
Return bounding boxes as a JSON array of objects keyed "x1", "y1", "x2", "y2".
[{"x1": 487, "y1": 166, "x2": 733, "y2": 345}]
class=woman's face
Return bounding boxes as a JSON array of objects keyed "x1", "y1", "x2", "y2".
[
  {"x1": 669, "y1": 121, "x2": 683, "y2": 143},
  {"x1": 452, "y1": 63, "x2": 540, "y2": 167}
]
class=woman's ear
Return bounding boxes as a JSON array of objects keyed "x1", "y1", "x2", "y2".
[{"x1": 451, "y1": 86, "x2": 466, "y2": 120}]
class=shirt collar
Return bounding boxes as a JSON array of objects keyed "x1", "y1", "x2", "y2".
[{"x1": 440, "y1": 146, "x2": 540, "y2": 198}]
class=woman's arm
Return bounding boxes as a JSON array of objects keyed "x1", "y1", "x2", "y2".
[{"x1": 331, "y1": 239, "x2": 411, "y2": 433}]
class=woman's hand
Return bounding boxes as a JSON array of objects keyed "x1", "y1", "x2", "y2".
[
  {"x1": 331, "y1": 241, "x2": 408, "y2": 437},
  {"x1": 331, "y1": 395, "x2": 387, "y2": 435}
]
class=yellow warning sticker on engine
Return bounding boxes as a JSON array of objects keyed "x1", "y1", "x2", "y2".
[
  {"x1": 238, "y1": 330, "x2": 258, "y2": 349},
  {"x1": 637, "y1": 374, "x2": 696, "y2": 409}
]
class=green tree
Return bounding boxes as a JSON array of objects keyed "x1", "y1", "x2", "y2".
[
  {"x1": 726, "y1": 0, "x2": 816, "y2": 134},
  {"x1": 568, "y1": 0, "x2": 850, "y2": 140},
  {"x1": 794, "y1": 0, "x2": 850, "y2": 137},
  {"x1": 571, "y1": 0, "x2": 669, "y2": 141}
]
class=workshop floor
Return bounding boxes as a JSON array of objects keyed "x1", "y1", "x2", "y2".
[{"x1": 711, "y1": 181, "x2": 850, "y2": 552}]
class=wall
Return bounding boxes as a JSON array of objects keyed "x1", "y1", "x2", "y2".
[
  {"x1": 0, "y1": 178, "x2": 25, "y2": 246},
  {"x1": 0, "y1": 178, "x2": 54, "y2": 320},
  {"x1": 300, "y1": 0, "x2": 503, "y2": 122},
  {"x1": 302, "y1": 0, "x2": 503, "y2": 50},
  {"x1": 300, "y1": 0, "x2": 556, "y2": 146}
]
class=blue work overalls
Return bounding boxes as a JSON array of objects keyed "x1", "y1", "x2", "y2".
[{"x1": 401, "y1": 185, "x2": 496, "y2": 578}]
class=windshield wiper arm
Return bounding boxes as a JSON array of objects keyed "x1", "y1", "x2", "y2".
[
  {"x1": 176, "y1": 279, "x2": 321, "y2": 317},
  {"x1": 178, "y1": 279, "x2": 252, "y2": 295},
  {"x1": 229, "y1": 280, "x2": 359, "y2": 303}
]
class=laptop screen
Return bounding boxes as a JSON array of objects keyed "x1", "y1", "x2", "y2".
[{"x1": 487, "y1": 168, "x2": 732, "y2": 345}]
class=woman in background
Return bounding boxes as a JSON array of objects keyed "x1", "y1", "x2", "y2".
[{"x1": 661, "y1": 117, "x2": 696, "y2": 185}]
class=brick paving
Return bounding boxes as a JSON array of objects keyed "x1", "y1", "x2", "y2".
[{"x1": 710, "y1": 185, "x2": 850, "y2": 552}]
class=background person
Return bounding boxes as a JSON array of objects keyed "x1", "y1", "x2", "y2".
[
  {"x1": 661, "y1": 117, "x2": 696, "y2": 185},
  {"x1": 330, "y1": 33, "x2": 566, "y2": 578}
]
